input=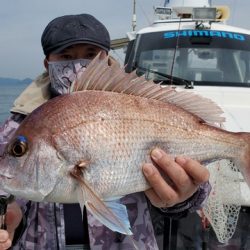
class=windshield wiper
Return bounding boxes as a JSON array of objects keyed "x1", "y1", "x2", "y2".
[{"x1": 136, "y1": 66, "x2": 193, "y2": 88}]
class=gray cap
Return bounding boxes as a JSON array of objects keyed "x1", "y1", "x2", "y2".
[{"x1": 41, "y1": 14, "x2": 110, "y2": 55}]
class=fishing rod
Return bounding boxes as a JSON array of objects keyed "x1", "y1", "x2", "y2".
[{"x1": 0, "y1": 194, "x2": 15, "y2": 229}]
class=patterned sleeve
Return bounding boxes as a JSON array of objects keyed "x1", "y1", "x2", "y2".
[
  {"x1": 155, "y1": 181, "x2": 211, "y2": 218},
  {"x1": 0, "y1": 114, "x2": 22, "y2": 155},
  {"x1": 0, "y1": 114, "x2": 30, "y2": 244}
]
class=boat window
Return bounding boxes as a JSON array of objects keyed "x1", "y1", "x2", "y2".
[{"x1": 132, "y1": 30, "x2": 250, "y2": 87}]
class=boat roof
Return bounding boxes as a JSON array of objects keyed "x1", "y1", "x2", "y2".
[{"x1": 137, "y1": 20, "x2": 250, "y2": 35}]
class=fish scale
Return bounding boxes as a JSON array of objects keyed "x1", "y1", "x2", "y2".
[
  {"x1": 1, "y1": 90, "x2": 249, "y2": 199},
  {"x1": 35, "y1": 91, "x2": 245, "y2": 199}
]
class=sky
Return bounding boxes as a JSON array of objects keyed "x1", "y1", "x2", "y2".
[{"x1": 0, "y1": 0, "x2": 249, "y2": 79}]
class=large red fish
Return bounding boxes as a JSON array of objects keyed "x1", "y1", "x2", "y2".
[{"x1": 0, "y1": 53, "x2": 250, "y2": 236}]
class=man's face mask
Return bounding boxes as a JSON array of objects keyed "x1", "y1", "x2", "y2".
[{"x1": 48, "y1": 58, "x2": 91, "y2": 95}]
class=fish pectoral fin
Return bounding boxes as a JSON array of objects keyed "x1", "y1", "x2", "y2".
[
  {"x1": 77, "y1": 184, "x2": 132, "y2": 235},
  {"x1": 71, "y1": 165, "x2": 132, "y2": 235},
  {"x1": 83, "y1": 188, "x2": 133, "y2": 235},
  {"x1": 86, "y1": 199, "x2": 133, "y2": 235},
  {"x1": 86, "y1": 198, "x2": 139, "y2": 249}
]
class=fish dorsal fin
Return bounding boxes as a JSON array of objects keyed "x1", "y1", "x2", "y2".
[{"x1": 72, "y1": 52, "x2": 225, "y2": 125}]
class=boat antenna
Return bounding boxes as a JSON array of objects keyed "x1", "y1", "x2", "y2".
[
  {"x1": 164, "y1": 0, "x2": 170, "y2": 7},
  {"x1": 132, "y1": 0, "x2": 137, "y2": 31},
  {"x1": 169, "y1": 18, "x2": 181, "y2": 85},
  {"x1": 163, "y1": 0, "x2": 182, "y2": 85}
]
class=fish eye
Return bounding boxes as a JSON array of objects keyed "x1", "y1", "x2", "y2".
[{"x1": 9, "y1": 135, "x2": 28, "y2": 157}]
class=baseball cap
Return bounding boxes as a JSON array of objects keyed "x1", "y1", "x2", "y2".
[{"x1": 41, "y1": 14, "x2": 110, "y2": 56}]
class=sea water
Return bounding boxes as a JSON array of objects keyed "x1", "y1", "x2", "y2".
[{"x1": 0, "y1": 82, "x2": 29, "y2": 124}]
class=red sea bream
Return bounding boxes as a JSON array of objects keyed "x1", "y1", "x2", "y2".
[{"x1": 0, "y1": 53, "x2": 250, "y2": 236}]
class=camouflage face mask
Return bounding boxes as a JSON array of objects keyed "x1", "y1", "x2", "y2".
[{"x1": 48, "y1": 58, "x2": 91, "y2": 95}]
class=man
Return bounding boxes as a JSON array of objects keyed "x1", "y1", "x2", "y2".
[{"x1": 0, "y1": 13, "x2": 210, "y2": 249}]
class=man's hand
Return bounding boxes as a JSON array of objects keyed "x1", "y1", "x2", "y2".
[
  {"x1": 143, "y1": 148, "x2": 210, "y2": 208},
  {"x1": 0, "y1": 201, "x2": 22, "y2": 250}
]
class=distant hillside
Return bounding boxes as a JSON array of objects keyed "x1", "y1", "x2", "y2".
[{"x1": 0, "y1": 77, "x2": 33, "y2": 85}]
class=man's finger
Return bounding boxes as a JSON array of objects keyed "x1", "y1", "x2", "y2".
[
  {"x1": 142, "y1": 163, "x2": 178, "y2": 207},
  {"x1": 0, "y1": 239, "x2": 12, "y2": 250},
  {"x1": 175, "y1": 156, "x2": 210, "y2": 184},
  {"x1": 150, "y1": 148, "x2": 193, "y2": 189},
  {"x1": 0, "y1": 230, "x2": 8, "y2": 243},
  {"x1": 144, "y1": 188, "x2": 163, "y2": 207}
]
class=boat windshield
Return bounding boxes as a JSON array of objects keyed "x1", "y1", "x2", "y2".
[{"x1": 132, "y1": 30, "x2": 250, "y2": 87}]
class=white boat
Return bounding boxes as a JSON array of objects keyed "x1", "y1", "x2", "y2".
[{"x1": 122, "y1": 0, "x2": 250, "y2": 246}]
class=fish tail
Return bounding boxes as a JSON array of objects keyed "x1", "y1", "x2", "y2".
[{"x1": 236, "y1": 132, "x2": 250, "y2": 187}]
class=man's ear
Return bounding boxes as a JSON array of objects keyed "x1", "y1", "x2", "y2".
[{"x1": 44, "y1": 58, "x2": 48, "y2": 70}]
